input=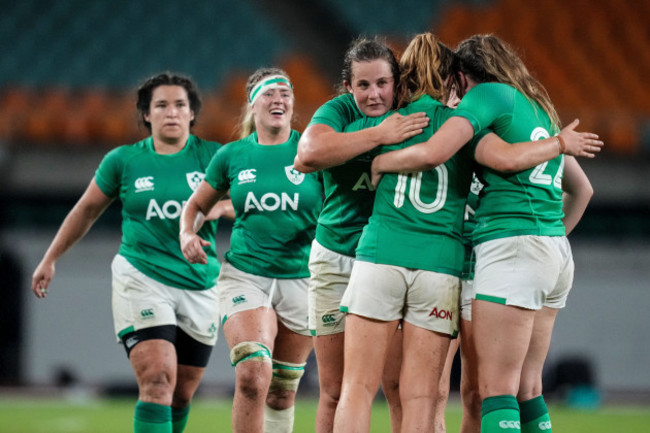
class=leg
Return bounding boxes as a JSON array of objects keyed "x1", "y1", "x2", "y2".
[
  {"x1": 473, "y1": 300, "x2": 535, "y2": 398},
  {"x1": 131, "y1": 339, "x2": 178, "y2": 405},
  {"x1": 518, "y1": 307, "x2": 558, "y2": 401},
  {"x1": 130, "y1": 339, "x2": 177, "y2": 432},
  {"x1": 170, "y1": 365, "x2": 205, "y2": 433},
  {"x1": 313, "y1": 332, "x2": 345, "y2": 433},
  {"x1": 169, "y1": 328, "x2": 215, "y2": 433},
  {"x1": 399, "y1": 321, "x2": 450, "y2": 433},
  {"x1": 264, "y1": 320, "x2": 313, "y2": 433},
  {"x1": 381, "y1": 327, "x2": 403, "y2": 433},
  {"x1": 518, "y1": 307, "x2": 558, "y2": 433},
  {"x1": 224, "y1": 307, "x2": 278, "y2": 433},
  {"x1": 473, "y1": 300, "x2": 535, "y2": 433},
  {"x1": 333, "y1": 314, "x2": 398, "y2": 433},
  {"x1": 434, "y1": 336, "x2": 459, "y2": 433},
  {"x1": 458, "y1": 318, "x2": 481, "y2": 433}
]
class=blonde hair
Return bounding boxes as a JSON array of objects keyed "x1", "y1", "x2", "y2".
[
  {"x1": 396, "y1": 32, "x2": 454, "y2": 108},
  {"x1": 455, "y1": 34, "x2": 561, "y2": 130},
  {"x1": 237, "y1": 67, "x2": 292, "y2": 139}
]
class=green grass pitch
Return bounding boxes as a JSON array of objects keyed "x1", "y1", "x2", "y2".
[{"x1": 1, "y1": 397, "x2": 649, "y2": 432}]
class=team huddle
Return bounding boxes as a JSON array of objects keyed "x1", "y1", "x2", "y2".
[{"x1": 31, "y1": 32, "x2": 603, "y2": 433}]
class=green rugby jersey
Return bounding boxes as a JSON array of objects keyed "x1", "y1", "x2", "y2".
[
  {"x1": 94, "y1": 135, "x2": 221, "y2": 290},
  {"x1": 453, "y1": 83, "x2": 565, "y2": 245},
  {"x1": 461, "y1": 174, "x2": 482, "y2": 280},
  {"x1": 352, "y1": 96, "x2": 477, "y2": 276},
  {"x1": 308, "y1": 93, "x2": 377, "y2": 256},
  {"x1": 205, "y1": 130, "x2": 322, "y2": 278}
]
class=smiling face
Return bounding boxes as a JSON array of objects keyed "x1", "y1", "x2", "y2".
[
  {"x1": 345, "y1": 59, "x2": 395, "y2": 117},
  {"x1": 145, "y1": 85, "x2": 194, "y2": 144},
  {"x1": 251, "y1": 84, "x2": 294, "y2": 133}
]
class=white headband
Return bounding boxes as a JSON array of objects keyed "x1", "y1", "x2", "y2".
[{"x1": 248, "y1": 75, "x2": 293, "y2": 105}]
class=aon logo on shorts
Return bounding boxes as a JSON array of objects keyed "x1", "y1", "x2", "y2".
[
  {"x1": 498, "y1": 420, "x2": 520, "y2": 429},
  {"x1": 538, "y1": 421, "x2": 552, "y2": 430}
]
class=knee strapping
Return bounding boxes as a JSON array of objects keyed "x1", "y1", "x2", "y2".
[
  {"x1": 264, "y1": 405, "x2": 295, "y2": 433},
  {"x1": 229, "y1": 341, "x2": 271, "y2": 366},
  {"x1": 269, "y1": 359, "x2": 306, "y2": 393}
]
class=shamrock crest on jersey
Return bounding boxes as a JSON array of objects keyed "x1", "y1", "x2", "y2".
[
  {"x1": 285, "y1": 165, "x2": 305, "y2": 185},
  {"x1": 186, "y1": 171, "x2": 206, "y2": 191}
]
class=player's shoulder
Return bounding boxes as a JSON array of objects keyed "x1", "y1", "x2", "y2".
[
  {"x1": 191, "y1": 135, "x2": 222, "y2": 151},
  {"x1": 103, "y1": 137, "x2": 150, "y2": 161},
  {"x1": 217, "y1": 133, "x2": 254, "y2": 157},
  {"x1": 469, "y1": 82, "x2": 516, "y2": 101}
]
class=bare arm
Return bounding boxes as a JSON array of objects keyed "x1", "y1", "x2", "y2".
[
  {"x1": 180, "y1": 180, "x2": 227, "y2": 264},
  {"x1": 205, "y1": 198, "x2": 235, "y2": 221},
  {"x1": 561, "y1": 156, "x2": 593, "y2": 235},
  {"x1": 475, "y1": 119, "x2": 603, "y2": 172},
  {"x1": 32, "y1": 179, "x2": 114, "y2": 298},
  {"x1": 294, "y1": 111, "x2": 429, "y2": 173},
  {"x1": 371, "y1": 116, "x2": 475, "y2": 186}
]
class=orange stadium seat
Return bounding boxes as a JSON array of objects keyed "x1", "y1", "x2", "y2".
[
  {"x1": 0, "y1": 88, "x2": 32, "y2": 142},
  {"x1": 193, "y1": 94, "x2": 240, "y2": 144},
  {"x1": 23, "y1": 89, "x2": 70, "y2": 145},
  {"x1": 433, "y1": 0, "x2": 650, "y2": 154},
  {"x1": 281, "y1": 56, "x2": 336, "y2": 132},
  {"x1": 2, "y1": 0, "x2": 648, "y2": 155}
]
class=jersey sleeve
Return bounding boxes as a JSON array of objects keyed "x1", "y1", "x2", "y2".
[
  {"x1": 307, "y1": 94, "x2": 364, "y2": 131},
  {"x1": 204, "y1": 144, "x2": 232, "y2": 191},
  {"x1": 201, "y1": 138, "x2": 222, "y2": 157},
  {"x1": 464, "y1": 128, "x2": 491, "y2": 161},
  {"x1": 453, "y1": 83, "x2": 514, "y2": 134},
  {"x1": 94, "y1": 147, "x2": 124, "y2": 198}
]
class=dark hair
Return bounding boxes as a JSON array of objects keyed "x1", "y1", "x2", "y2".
[
  {"x1": 338, "y1": 36, "x2": 400, "y2": 97},
  {"x1": 136, "y1": 72, "x2": 202, "y2": 132}
]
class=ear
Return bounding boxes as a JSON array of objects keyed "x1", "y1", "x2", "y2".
[
  {"x1": 344, "y1": 80, "x2": 353, "y2": 94},
  {"x1": 190, "y1": 110, "x2": 195, "y2": 122},
  {"x1": 144, "y1": 112, "x2": 151, "y2": 122}
]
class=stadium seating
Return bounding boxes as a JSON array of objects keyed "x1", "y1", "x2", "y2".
[
  {"x1": 434, "y1": 0, "x2": 650, "y2": 155},
  {"x1": 0, "y1": 0, "x2": 648, "y2": 154}
]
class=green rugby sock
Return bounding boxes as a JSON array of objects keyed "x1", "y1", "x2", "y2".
[
  {"x1": 520, "y1": 395, "x2": 552, "y2": 432},
  {"x1": 481, "y1": 395, "x2": 521, "y2": 433},
  {"x1": 171, "y1": 406, "x2": 190, "y2": 433},
  {"x1": 133, "y1": 400, "x2": 172, "y2": 433}
]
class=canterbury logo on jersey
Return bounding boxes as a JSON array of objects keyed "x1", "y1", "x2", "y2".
[
  {"x1": 285, "y1": 165, "x2": 305, "y2": 185},
  {"x1": 238, "y1": 169, "x2": 257, "y2": 184},
  {"x1": 429, "y1": 307, "x2": 453, "y2": 320},
  {"x1": 135, "y1": 176, "x2": 154, "y2": 192},
  {"x1": 244, "y1": 192, "x2": 299, "y2": 212}
]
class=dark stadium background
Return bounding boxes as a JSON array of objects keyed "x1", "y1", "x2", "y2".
[{"x1": 1, "y1": 0, "x2": 648, "y2": 404}]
